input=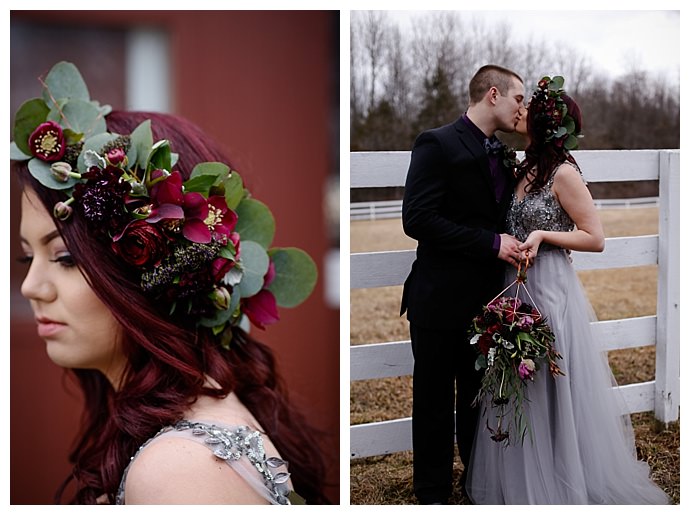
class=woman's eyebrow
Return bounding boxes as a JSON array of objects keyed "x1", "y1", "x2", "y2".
[{"x1": 20, "y1": 230, "x2": 61, "y2": 246}]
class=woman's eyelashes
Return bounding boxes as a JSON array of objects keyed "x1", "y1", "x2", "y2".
[
  {"x1": 50, "y1": 254, "x2": 77, "y2": 268},
  {"x1": 17, "y1": 253, "x2": 76, "y2": 268}
]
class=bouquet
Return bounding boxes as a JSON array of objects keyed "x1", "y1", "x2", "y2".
[{"x1": 469, "y1": 259, "x2": 564, "y2": 445}]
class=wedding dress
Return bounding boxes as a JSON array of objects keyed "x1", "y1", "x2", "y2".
[
  {"x1": 466, "y1": 164, "x2": 670, "y2": 504},
  {"x1": 116, "y1": 420, "x2": 295, "y2": 504}
]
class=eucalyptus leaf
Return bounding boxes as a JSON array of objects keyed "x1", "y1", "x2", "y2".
[
  {"x1": 237, "y1": 241, "x2": 270, "y2": 298},
  {"x1": 184, "y1": 174, "x2": 220, "y2": 194},
  {"x1": 28, "y1": 158, "x2": 78, "y2": 190},
  {"x1": 171, "y1": 152, "x2": 179, "y2": 168},
  {"x1": 563, "y1": 116, "x2": 576, "y2": 134},
  {"x1": 553, "y1": 126, "x2": 567, "y2": 139},
  {"x1": 93, "y1": 101, "x2": 112, "y2": 117},
  {"x1": 13, "y1": 98, "x2": 50, "y2": 155},
  {"x1": 190, "y1": 162, "x2": 230, "y2": 181},
  {"x1": 129, "y1": 120, "x2": 153, "y2": 170},
  {"x1": 224, "y1": 171, "x2": 244, "y2": 210},
  {"x1": 42, "y1": 61, "x2": 90, "y2": 106},
  {"x1": 47, "y1": 99, "x2": 106, "y2": 139},
  {"x1": 548, "y1": 76, "x2": 564, "y2": 91},
  {"x1": 564, "y1": 134, "x2": 579, "y2": 150},
  {"x1": 234, "y1": 199, "x2": 275, "y2": 249},
  {"x1": 10, "y1": 141, "x2": 32, "y2": 161},
  {"x1": 147, "y1": 139, "x2": 172, "y2": 174},
  {"x1": 77, "y1": 133, "x2": 119, "y2": 172},
  {"x1": 267, "y1": 247, "x2": 318, "y2": 308}
]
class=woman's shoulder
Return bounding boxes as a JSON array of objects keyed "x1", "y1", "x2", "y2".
[
  {"x1": 123, "y1": 423, "x2": 269, "y2": 504},
  {"x1": 551, "y1": 161, "x2": 585, "y2": 189}
]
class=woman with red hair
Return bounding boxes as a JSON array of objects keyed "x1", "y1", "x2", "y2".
[{"x1": 13, "y1": 62, "x2": 326, "y2": 504}]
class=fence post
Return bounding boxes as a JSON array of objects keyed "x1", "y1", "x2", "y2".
[{"x1": 655, "y1": 150, "x2": 680, "y2": 423}]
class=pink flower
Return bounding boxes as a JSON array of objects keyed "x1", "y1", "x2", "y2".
[
  {"x1": 517, "y1": 315, "x2": 534, "y2": 330},
  {"x1": 518, "y1": 359, "x2": 536, "y2": 380}
]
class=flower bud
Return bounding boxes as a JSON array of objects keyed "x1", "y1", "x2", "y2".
[
  {"x1": 106, "y1": 148, "x2": 127, "y2": 166},
  {"x1": 50, "y1": 161, "x2": 74, "y2": 183},
  {"x1": 210, "y1": 286, "x2": 231, "y2": 311},
  {"x1": 53, "y1": 201, "x2": 73, "y2": 221}
]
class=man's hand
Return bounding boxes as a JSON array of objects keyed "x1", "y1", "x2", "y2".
[{"x1": 497, "y1": 233, "x2": 523, "y2": 269}]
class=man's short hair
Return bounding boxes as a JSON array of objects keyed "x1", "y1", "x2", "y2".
[{"x1": 469, "y1": 65, "x2": 523, "y2": 104}]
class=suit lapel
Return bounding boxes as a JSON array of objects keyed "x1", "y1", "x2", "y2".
[{"x1": 453, "y1": 118, "x2": 495, "y2": 198}]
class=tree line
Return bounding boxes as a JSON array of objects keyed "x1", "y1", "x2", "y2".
[{"x1": 351, "y1": 11, "x2": 680, "y2": 153}]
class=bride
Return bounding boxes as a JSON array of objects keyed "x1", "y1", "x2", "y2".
[{"x1": 465, "y1": 76, "x2": 669, "y2": 504}]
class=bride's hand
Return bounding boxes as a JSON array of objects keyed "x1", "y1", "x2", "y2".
[{"x1": 518, "y1": 230, "x2": 544, "y2": 262}]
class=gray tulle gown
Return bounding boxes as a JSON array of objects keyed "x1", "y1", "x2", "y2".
[{"x1": 466, "y1": 164, "x2": 670, "y2": 504}]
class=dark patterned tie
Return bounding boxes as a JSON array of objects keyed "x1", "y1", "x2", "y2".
[{"x1": 484, "y1": 137, "x2": 504, "y2": 156}]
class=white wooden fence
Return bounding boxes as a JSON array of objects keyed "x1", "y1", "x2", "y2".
[
  {"x1": 351, "y1": 197, "x2": 660, "y2": 221},
  {"x1": 350, "y1": 150, "x2": 680, "y2": 459}
]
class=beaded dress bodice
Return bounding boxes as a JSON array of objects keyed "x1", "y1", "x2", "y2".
[
  {"x1": 116, "y1": 420, "x2": 295, "y2": 505},
  {"x1": 506, "y1": 164, "x2": 583, "y2": 249}
]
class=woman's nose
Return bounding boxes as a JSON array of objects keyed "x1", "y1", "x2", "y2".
[{"x1": 21, "y1": 259, "x2": 57, "y2": 303}]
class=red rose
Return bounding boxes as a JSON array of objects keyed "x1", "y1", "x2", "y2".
[
  {"x1": 112, "y1": 220, "x2": 168, "y2": 267},
  {"x1": 29, "y1": 121, "x2": 66, "y2": 162}
]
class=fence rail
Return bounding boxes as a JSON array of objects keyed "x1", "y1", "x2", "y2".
[
  {"x1": 350, "y1": 149, "x2": 680, "y2": 460},
  {"x1": 351, "y1": 197, "x2": 660, "y2": 221}
]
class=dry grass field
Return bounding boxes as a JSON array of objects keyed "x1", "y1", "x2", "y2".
[{"x1": 349, "y1": 208, "x2": 679, "y2": 504}]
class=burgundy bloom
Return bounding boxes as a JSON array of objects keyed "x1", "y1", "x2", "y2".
[
  {"x1": 29, "y1": 121, "x2": 66, "y2": 162},
  {"x1": 263, "y1": 261, "x2": 276, "y2": 288},
  {"x1": 212, "y1": 257, "x2": 235, "y2": 282},
  {"x1": 229, "y1": 232, "x2": 241, "y2": 260},
  {"x1": 487, "y1": 322, "x2": 502, "y2": 335},
  {"x1": 148, "y1": 172, "x2": 238, "y2": 244},
  {"x1": 478, "y1": 333, "x2": 495, "y2": 356},
  {"x1": 243, "y1": 289, "x2": 280, "y2": 329},
  {"x1": 73, "y1": 165, "x2": 131, "y2": 234},
  {"x1": 182, "y1": 194, "x2": 238, "y2": 244},
  {"x1": 112, "y1": 220, "x2": 168, "y2": 267}
]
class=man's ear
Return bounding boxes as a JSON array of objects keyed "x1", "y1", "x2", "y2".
[{"x1": 487, "y1": 86, "x2": 499, "y2": 105}]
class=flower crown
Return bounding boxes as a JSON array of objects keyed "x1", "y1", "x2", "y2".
[
  {"x1": 10, "y1": 62, "x2": 317, "y2": 346},
  {"x1": 529, "y1": 76, "x2": 582, "y2": 150}
]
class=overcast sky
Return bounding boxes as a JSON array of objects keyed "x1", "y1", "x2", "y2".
[{"x1": 384, "y1": 10, "x2": 680, "y2": 84}]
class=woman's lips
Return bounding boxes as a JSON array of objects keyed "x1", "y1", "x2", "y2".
[{"x1": 35, "y1": 318, "x2": 67, "y2": 338}]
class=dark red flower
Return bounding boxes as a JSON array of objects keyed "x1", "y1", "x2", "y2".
[
  {"x1": 243, "y1": 289, "x2": 280, "y2": 329},
  {"x1": 478, "y1": 333, "x2": 495, "y2": 356},
  {"x1": 487, "y1": 322, "x2": 502, "y2": 335},
  {"x1": 182, "y1": 194, "x2": 238, "y2": 244},
  {"x1": 112, "y1": 220, "x2": 168, "y2": 267},
  {"x1": 73, "y1": 165, "x2": 131, "y2": 234},
  {"x1": 212, "y1": 257, "x2": 235, "y2": 282},
  {"x1": 29, "y1": 121, "x2": 66, "y2": 162},
  {"x1": 148, "y1": 172, "x2": 238, "y2": 244}
]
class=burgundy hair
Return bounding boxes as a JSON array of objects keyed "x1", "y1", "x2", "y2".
[
  {"x1": 15, "y1": 111, "x2": 328, "y2": 504},
  {"x1": 518, "y1": 93, "x2": 583, "y2": 192}
]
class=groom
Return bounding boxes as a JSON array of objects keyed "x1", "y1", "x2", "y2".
[{"x1": 400, "y1": 64, "x2": 525, "y2": 504}]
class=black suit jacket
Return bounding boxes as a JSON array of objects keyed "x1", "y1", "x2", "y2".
[{"x1": 400, "y1": 117, "x2": 515, "y2": 330}]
